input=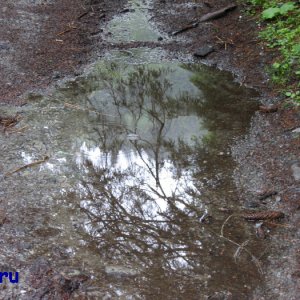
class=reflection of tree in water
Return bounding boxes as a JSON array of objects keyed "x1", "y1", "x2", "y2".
[
  {"x1": 74, "y1": 64, "x2": 259, "y2": 298},
  {"x1": 181, "y1": 63, "x2": 258, "y2": 144}
]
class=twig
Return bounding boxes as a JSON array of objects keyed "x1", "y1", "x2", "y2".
[
  {"x1": 77, "y1": 11, "x2": 89, "y2": 20},
  {"x1": 5, "y1": 125, "x2": 28, "y2": 134},
  {"x1": 220, "y1": 213, "x2": 235, "y2": 236},
  {"x1": 216, "y1": 36, "x2": 234, "y2": 50},
  {"x1": 215, "y1": 230, "x2": 263, "y2": 274},
  {"x1": 5, "y1": 156, "x2": 49, "y2": 177},
  {"x1": 234, "y1": 239, "x2": 249, "y2": 262},
  {"x1": 57, "y1": 23, "x2": 77, "y2": 36},
  {"x1": 218, "y1": 214, "x2": 263, "y2": 274}
]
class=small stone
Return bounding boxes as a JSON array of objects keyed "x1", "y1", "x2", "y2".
[
  {"x1": 292, "y1": 127, "x2": 300, "y2": 133},
  {"x1": 193, "y1": 45, "x2": 214, "y2": 58},
  {"x1": 0, "y1": 41, "x2": 10, "y2": 51},
  {"x1": 245, "y1": 201, "x2": 260, "y2": 208},
  {"x1": 53, "y1": 71, "x2": 61, "y2": 79},
  {"x1": 104, "y1": 265, "x2": 139, "y2": 277},
  {"x1": 291, "y1": 163, "x2": 300, "y2": 181}
]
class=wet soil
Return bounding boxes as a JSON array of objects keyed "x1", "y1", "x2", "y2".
[
  {"x1": 0, "y1": 0, "x2": 126, "y2": 104},
  {"x1": 0, "y1": 0, "x2": 299, "y2": 299},
  {"x1": 151, "y1": 1, "x2": 300, "y2": 299}
]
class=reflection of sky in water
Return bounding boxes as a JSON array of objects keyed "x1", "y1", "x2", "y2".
[
  {"x1": 0, "y1": 3, "x2": 262, "y2": 296},
  {"x1": 21, "y1": 151, "x2": 34, "y2": 164},
  {"x1": 76, "y1": 142, "x2": 199, "y2": 218}
]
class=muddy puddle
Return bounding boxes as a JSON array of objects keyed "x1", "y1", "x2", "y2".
[
  {"x1": 104, "y1": 0, "x2": 160, "y2": 42},
  {"x1": 0, "y1": 1, "x2": 267, "y2": 299}
]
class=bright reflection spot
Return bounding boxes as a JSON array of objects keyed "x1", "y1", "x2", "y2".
[
  {"x1": 21, "y1": 152, "x2": 34, "y2": 164},
  {"x1": 76, "y1": 143, "x2": 200, "y2": 218}
]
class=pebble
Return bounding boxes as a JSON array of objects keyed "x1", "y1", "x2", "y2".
[
  {"x1": 193, "y1": 45, "x2": 214, "y2": 58},
  {"x1": 291, "y1": 163, "x2": 300, "y2": 181},
  {"x1": 104, "y1": 265, "x2": 139, "y2": 277},
  {"x1": 292, "y1": 127, "x2": 300, "y2": 133}
]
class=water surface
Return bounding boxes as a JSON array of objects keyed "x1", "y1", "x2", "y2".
[{"x1": 0, "y1": 1, "x2": 264, "y2": 298}]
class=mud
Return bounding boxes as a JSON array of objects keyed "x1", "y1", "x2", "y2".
[
  {"x1": 0, "y1": 0, "x2": 299, "y2": 299},
  {"x1": 151, "y1": 1, "x2": 300, "y2": 299},
  {"x1": 0, "y1": 0, "x2": 127, "y2": 104}
]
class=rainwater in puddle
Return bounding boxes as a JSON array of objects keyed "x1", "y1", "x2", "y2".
[
  {"x1": 0, "y1": 1, "x2": 264, "y2": 299},
  {"x1": 104, "y1": 0, "x2": 160, "y2": 42}
]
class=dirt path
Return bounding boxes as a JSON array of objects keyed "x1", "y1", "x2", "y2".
[
  {"x1": 0, "y1": 0, "x2": 299, "y2": 299},
  {"x1": 0, "y1": 0, "x2": 126, "y2": 104},
  {"x1": 149, "y1": 1, "x2": 299, "y2": 299},
  {"x1": 151, "y1": 1, "x2": 299, "y2": 299}
]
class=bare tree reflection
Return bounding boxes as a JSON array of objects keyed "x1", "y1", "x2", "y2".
[{"x1": 70, "y1": 64, "x2": 259, "y2": 298}]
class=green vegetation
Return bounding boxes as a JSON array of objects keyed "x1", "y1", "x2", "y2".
[{"x1": 247, "y1": 0, "x2": 300, "y2": 104}]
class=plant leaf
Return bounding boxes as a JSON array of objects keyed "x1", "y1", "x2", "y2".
[
  {"x1": 279, "y1": 2, "x2": 295, "y2": 15},
  {"x1": 262, "y1": 7, "x2": 280, "y2": 19},
  {"x1": 292, "y1": 44, "x2": 300, "y2": 55}
]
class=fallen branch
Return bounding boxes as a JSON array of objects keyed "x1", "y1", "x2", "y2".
[
  {"x1": 57, "y1": 23, "x2": 77, "y2": 36},
  {"x1": 5, "y1": 156, "x2": 49, "y2": 177},
  {"x1": 77, "y1": 11, "x2": 89, "y2": 20},
  {"x1": 199, "y1": 4, "x2": 237, "y2": 22},
  {"x1": 172, "y1": 4, "x2": 237, "y2": 36},
  {"x1": 172, "y1": 22, "x2": 199, "y2": 36}
]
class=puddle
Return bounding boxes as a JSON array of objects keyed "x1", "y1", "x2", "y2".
[
  {"x1": 0, "y1": 60, "x2": 261, "y2": 298},
  {"x1": 104, "y1": 0, "x2": 160, "y2": 42},
  {"x1": 0, "y1": 0, "x2": 265, "y2": 298}
]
